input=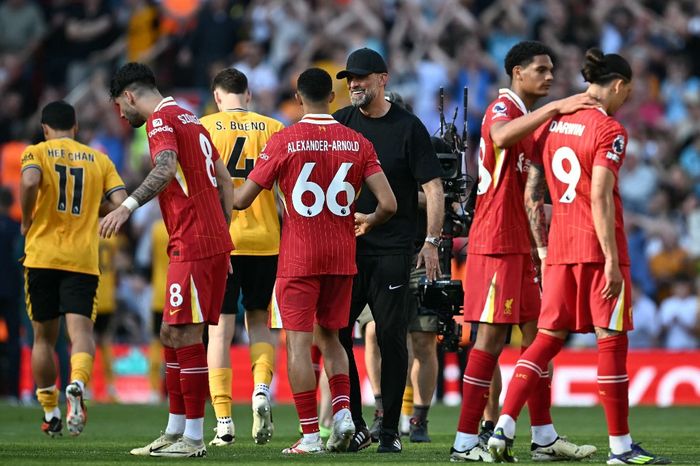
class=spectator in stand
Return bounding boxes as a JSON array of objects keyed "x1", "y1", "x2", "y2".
[
  {"x1": 659, "y1": 275, "x2": 699, "y2": 350},
  {"x1": 628, "y1": 283, "x2": 661, "y2": 349}
]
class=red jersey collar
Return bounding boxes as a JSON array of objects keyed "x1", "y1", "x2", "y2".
[
  {"x1": 155, "y1": 96, "x2": 178, "y2": 112},
  {"x1": 498, "y1": 88, "x2": 528, "y2": 115},
  {"x1": 299, "y1": 113, "x2": 338, "y2": 125}
]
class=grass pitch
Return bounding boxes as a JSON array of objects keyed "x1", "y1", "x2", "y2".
[{"x1": 0, "y1": 403, "x2": 696, "y2": 464}]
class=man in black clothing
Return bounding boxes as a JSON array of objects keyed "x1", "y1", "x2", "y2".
[{"x1": 333, "y1": 48, "x2": 444, "y2": 453}]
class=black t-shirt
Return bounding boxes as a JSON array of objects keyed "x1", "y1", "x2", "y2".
[{"x1": 333, "y1": 103, "x2": 442, "y2": 255}]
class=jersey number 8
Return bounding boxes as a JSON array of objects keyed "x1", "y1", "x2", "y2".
[
  {"x1": 292, "y1": 162, "x2": 355, "y2": 217},
  {"x1": 199, "y1": 133, "x2": 218, "y2": 187}
]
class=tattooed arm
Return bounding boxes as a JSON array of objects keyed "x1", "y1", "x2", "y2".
[
  {"x1": 524, "y1": 163, "x2": 548, "y2": 275},
  {"x1": 99, "y1": 150, "x2": 177, "y2": 238},
  {"x1": 130, "y1": 150, "x2": 178, "y2": 205}
]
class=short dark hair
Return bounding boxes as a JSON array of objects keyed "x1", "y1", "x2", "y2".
[
  {"x1": 296, "y1": 68, "x2": 333, "y2": 103},
  {"x1": 581, "y1": 47, "x2": 632, "y2": 85},
  {"x1": 109, "y1": 62, "x2": 157, "y2": 100},
  {"x1": 504, "y1": 41, "x2": 556, "y2": 78},
  {"x1": 211, "y1": 68, "x2": 248, "y2": 94},
  {"x1": 41, "y1": 101, "x2": 76, "y2": 131}
]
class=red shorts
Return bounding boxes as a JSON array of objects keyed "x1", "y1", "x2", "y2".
[
  {"x1": 464, "y1": 253, "x2": 540, "y2": 324},
  {"x1": 163, "y1": 253, "x2": 229, "y2": 326},
  {"x1": 539, "y1": 263, "x2": 633, "y2": 333},
  {"x1": 270, "y1": 275, "x2": 352, "y2": 332}
]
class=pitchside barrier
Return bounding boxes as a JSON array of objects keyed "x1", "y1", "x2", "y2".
[{"x1": 17, "y1": 345, "x2": 700, "y2": 406}]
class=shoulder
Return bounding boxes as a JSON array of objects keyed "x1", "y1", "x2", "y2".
[
  {"x1": 21, "y1": 143, "x2": 42, "y2": 165},
  {"x1": 199, "y1": 112, "x2": 221, "y2": 126}
]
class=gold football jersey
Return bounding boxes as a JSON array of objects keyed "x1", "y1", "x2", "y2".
[
  {"x1": 21, "y1": 138, "x2": 124, "y2": 275},
  {"x1": 151, "y1": 219, "x2": 169, "y2": 313},
  {"x1": 200, "y1": 110, "x2": 283, "y2": 255}
]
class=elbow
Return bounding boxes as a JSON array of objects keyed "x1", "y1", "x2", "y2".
[{"x1": 385, "y1": 196, "x2": 398, "y2": 217}]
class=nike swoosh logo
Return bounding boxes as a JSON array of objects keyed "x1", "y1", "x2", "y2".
[
  {"x1": 169, "y1": 308, "x2": 181, "y2": 316},
  {"x1": 388, "y1": 284, "x2": 404, "y2": 290}
]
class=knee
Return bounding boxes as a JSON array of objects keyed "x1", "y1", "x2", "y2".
[
  {"x1": 245, "y1": 309, "x2": 267, "y2": 327},
  {"x1": 474, "y1": 326, "x2": 507, "y2": 355},
  {"x1": 411, "y1": 334, "x2": 437, "y2": 361}
]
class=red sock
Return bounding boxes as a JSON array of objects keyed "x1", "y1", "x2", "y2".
[
  {"x1": 457, "y1": 349, "x2": 497, "y2": 434},
  {"x1": 176, "y1": 343, "x2": 208, "y2": 419},
  {"x1": 597, "y1": 334, "x2": 630, "y2": 436},
  {"x1": 293, "y1": 389, "x2": 319, "y2": 434},
  {"x1": 328, "y1": 374, "x2": 350, "y2": 415},
  {"x1": 310, "y1": 345, "x2": 322, "y2": 387},
  {"x1": 522, "y1": 345, "x2": 553, "y2": 426},
  {"x1": 502, "y1": 333, "x2": 563, "y2": 421},
  {"x1": 164, "y1": 346, "x2": 185, "y2": 415}
]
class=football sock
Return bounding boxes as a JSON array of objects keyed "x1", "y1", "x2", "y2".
[
  {"x1": 254, "y1": 383, "x2": 271, "y2": 401},
  {"x1": 609, "y1": 434, "x2": 633, "y2": 455},
  {"x1": 328, "y1": 374, "x2": 351, "y2": 415},
  {"x1": 166, "y1": 413, "x2": 186, "y2": 436},
  {"x1": 453, "y1": 432, "x2": 480, "y2": 451},
  {"x1": 414, "y1": 404, "x2": 430, "y2": 423},
  {"x1": 310, "y1": 344, "x2": 322, "y2": 386},
  {"x1": 164, "y1": 346, "x2": 185, "y2": 417},
  {"x1": 501, "y1": 333, "x2": 564, "y2": 422},
  {"x1": 69, "y1": 352, "x2": 93, "y2": 388},
  {"x1": 250, "y1": 342, "x2": 274, "y2": 388},
  {"x1": 36, "y1": 385, "x2": 59, "y2": 421},
  {"x1": 177, "y1": 344, "x2": 208, "y2": 442},
  {"x1": 293, "y1": 389, "x2": 319, "y2": 434},
  {"x1": 457, "y1": 349, "x2": 497, "y2": 435},
  {"x1": 209, "y1": 367, "x2": 232, "y2": 419},
  {"x1": 597, "y1": 334, "x2": 631, "y2": 453},
  {"x1": 402, "y1": 385, "x2": 413, "y2": 416},
  {"x1": 184, "y1": 417, "x2": 204, "y2": 442},
  {"x1": 100, "y1": 343, "x2": 115, "y2": 386},
  {"x1": 531, "y1": 424, "x2": 558, "y2": 446},
  {"x1": 148, "y1": 339, "x2": 163, "y2": 394},
  {"x1": 522, "y1": 344, "x2": 554, "y2": 428}
]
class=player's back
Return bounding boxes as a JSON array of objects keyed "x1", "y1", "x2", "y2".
[
  {"x1": 468, "y1": 89, "x2": 533, "y2": 255},
  {"x1": 146, "y1": 97, "x2": 232, "y2": 262},
  {"x1": 200, "y1": 109, "x2": 283, "y2": 255},
  {"x1": 249, "y1": 114, "x2": 381, "y2": 277},
  {"x1": 21, "y1": 138, "x2": 124, "y2": 275},
  {"x1": 536, "y1": 107, "x2": 630, "y2": 265}
]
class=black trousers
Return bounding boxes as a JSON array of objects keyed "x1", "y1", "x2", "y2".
[{"x1": 339, "y1": 254, "x2": 411, "y2": 436}]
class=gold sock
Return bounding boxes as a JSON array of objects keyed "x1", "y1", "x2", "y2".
[
  {"x1": 70, "y1": 352, "x2": 94, "y2": 387},
  {"x1": 402, "y1": 385, "x2": 414, "y2": 416},
  {"x1": 36, "y1": 385, "x2": 59, "y2": 417},
  {"x1": 148, "y1": 339, "x2": 163, "y2": 393},
  {"x1": 250, "y1": 342, "x2": 274, "y2": 386},
  {"x1": 209, "y1": 367, "x2": 232, "y2": 419}
]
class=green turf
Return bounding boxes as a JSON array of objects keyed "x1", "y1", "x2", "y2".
[{"x1": 0, "y1": 403, "x2": 695, "y2": 464}]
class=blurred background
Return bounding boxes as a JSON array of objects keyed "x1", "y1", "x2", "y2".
[{"x1": 0, "y1": 0, "x2": 698, "y2": 406}]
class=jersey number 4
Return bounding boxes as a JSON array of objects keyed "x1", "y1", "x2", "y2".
[
  {"x1": 54, "y1": 164, "x2": 83, "y2": 215},
  {"x1": 226, "y1": 136, "x2": 253, "y2": 179},
  {"x1": 292, "y1": 162, "x2": 355, "y2": 217}
]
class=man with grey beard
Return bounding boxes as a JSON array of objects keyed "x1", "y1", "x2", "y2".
[{"x1": 333, "y1": 48, "x2": 444, "y2": 453}]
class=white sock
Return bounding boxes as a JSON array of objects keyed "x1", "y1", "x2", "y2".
[
  {"x1": 496, "y1": 414, "x2": 516, "y2": 439},
  {"x1": 302, "y1": 432, "x2": 320, "y2": 443},
  {"x1": 532, "y1": 424, "x2": 558, "y2": 446},
  {"x1": 609, "y1": 434, "x2": 633, "y2": 455},
  {"x1": 254, "y1": 383, "x2": 270, "y2": 400},
  {"x1": 45, "y1": 406, "x2": 61, "y2": 422},
  {"x1": 217, "y1": 416, "x2": 232, "y2": 425},
  {"x1": 183, "y1": 417, "x2": 204, "y2": 442},
  {"x1": 72, "y1": 380, "x2": 85, "y2": 393},
  {"x1": 165, "y1": 413, "x2": 185, "y2": 436},
  {"x1": 453, "y1": 432, "x2": 479, "y2": 451},
  {"x1": 333, "y1": 408, "x2": 350, "y2": 422}
]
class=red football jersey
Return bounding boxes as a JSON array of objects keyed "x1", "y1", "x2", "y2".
[
  {"x1": 248, "y1": 114, "x2": 383, "y2": 277},
  {"x1": 468, "y1": 88, "x2": 533, "y2": 255},
  {"x1": 146, "y1": 97, "x2": 233, "y2": 262},
  {"x1": 532, "y1": 107, "x2": 630, "y2": 265}
]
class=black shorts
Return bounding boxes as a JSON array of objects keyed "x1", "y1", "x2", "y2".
[
  {"x1": 25, "y1": 268, "x2": 99, "y2": 322},
  {"x1": 221, "y1": 255, "x2": 278, "y2": 315},
  {"x1": 94, "y1": 312, "x2": 114, "y2": 335},
  {"x1": 152, "y1": 311, "x2": 163, "y2": 337}
]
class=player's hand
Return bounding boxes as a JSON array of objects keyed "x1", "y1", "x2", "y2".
[
  {"x1": 602, "y1": 260, "x2": 623, "y2": 300},
  {"x1": 99, "y1": 205, "x2": 131, "y2": 239},
  {"x1": 354, "y1": 212, "x2": 374, "y2": 237},
  {"x1": 417, "y1": 243, "x2": 440, "y2": 281},
  {"x1": 555, "y1": 93, "x2": 600, "y2": 115},
  {"x1": 20, "y1": 218, "x2": 32, "y2": 236}
]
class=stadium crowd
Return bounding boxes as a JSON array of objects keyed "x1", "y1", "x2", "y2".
[{"x1": 1, "y1": 0, "x2": 700, "y2": 405}]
